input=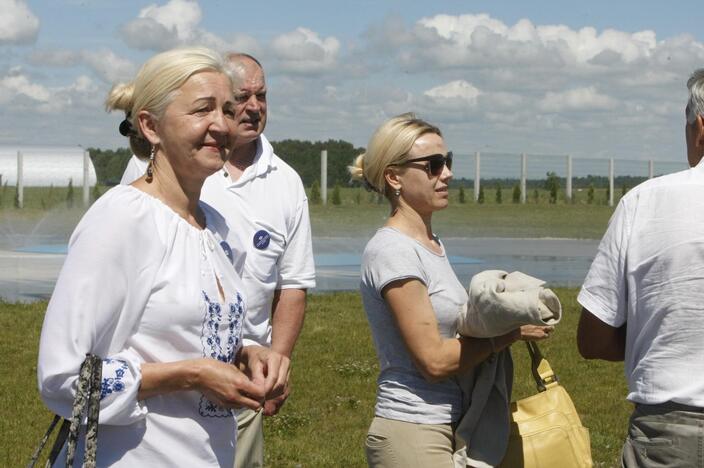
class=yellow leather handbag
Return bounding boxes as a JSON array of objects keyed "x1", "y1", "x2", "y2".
[{"x1": 500, "y1": 342, "x2": 592, "y2": 468}]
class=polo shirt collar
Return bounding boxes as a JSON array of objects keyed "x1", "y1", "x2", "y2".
[{"x1": 228, "y1": 134, "x2": 276, "y2": 186}]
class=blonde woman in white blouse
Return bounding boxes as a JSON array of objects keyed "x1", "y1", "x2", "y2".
[{"x1": 37, "y1": 47, "x2": 288, "y2": 467}]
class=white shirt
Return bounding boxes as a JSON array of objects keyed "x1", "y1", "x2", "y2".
[
  {"x1": 578, "y1": 158, "x2": 704, "y2": 407},
  {"x1": 120, "y1": 135, "x2": 316, "y2": 347},
  {"x1": 38, "y1": 185, "x2": 246, "y2": 467}
]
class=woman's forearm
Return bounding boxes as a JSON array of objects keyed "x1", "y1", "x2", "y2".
[
  {"x1": 423, "y1": 330, "x2": 519, "y2": 382},
  {"x1": 138, "y1": 359, "x2": 202, "y2": 400}
]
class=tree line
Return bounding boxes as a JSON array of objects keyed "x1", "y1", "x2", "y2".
[
  {"x1": 89, "y1": 143, "x2": 648, "y2": 190},
  {"x1": 89, "y1": 139, "x2": 366, "y2": 187}
]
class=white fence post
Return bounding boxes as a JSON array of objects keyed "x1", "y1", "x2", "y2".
[
  {"x1": 83, "y1": 149, "x2": 90, "y2": 207},
  {"x1": 608, "y1": 158, "x2": 614, "y2": 207},
  {"x1": 566, "y1": 154, "x2": 572, "y2": 202},
  {"x1": 520, "y1": 153, "x2": 527, "y2": 204},
  {"x1": 17, "y1": 150, "x2": 24, "y2": 209},
  {"x1": 321, "y1": 149, "x2": 328, "y2": 205},
  {"x1": 648, "y1": 160, "x2": 654, "y2": 179},
  {"x1": 474, "y1": 152, "x2": 481, "y2": 202}
]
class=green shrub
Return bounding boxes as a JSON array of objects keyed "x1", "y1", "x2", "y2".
[
  {"x1": 545, "y1": 172, "x2": 559, "y2": 204},
  {"x1": 512, "y1": 184, "x2": 521, "y2": 203},
  {"x1": 477, "y1": 185, "x2": 485, "y2": 204},
  {"x1": 331, "y1": 184, "x2": 342, "y2": 205},
  {"x1": 310, "y1": 180, "x2": 321, "y2": 204},
  {"x1": 66, "y1": 178, "x2": 75, "y2": 208},
  {"x1": 458, "y1": 186, "x2": 466, "y2": 204},
  {"x1": 496, "y1": 183, "x2": 503, "y2": 204},
  {"x1": 92, "y1": 184, "x2": 102, "y2": 203},
  {"x1": 587, "y1": 184, "x2": 595, "y2": 204}
]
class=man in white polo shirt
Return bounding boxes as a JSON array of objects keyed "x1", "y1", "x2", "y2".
[
  {"x1": 120, "y1": 53, "x2": 315, "y2": 468},
  {"x1": 577, "y1": 69, "x2": 704, "y2": 467}
]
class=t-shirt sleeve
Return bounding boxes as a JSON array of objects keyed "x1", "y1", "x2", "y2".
[
  {"x1": 578, "y1": 196, "x2": 632, "y2": 327},
  {"x1": 37, "y1": 191, "x2": 161, "y2": 425},
  {"x1": 363, "y1": 235, "x2": 428, "y2": 295},
  {"x1": 276, "y1": 183, "x2": 316, "y2": 290}
]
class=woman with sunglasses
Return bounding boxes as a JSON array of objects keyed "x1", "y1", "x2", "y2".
[{"x1": 350, "y1": 113, "x2": 551, "y2": 467}]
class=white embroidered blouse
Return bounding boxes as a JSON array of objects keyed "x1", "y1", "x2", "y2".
[{"x1": 38, "y1": 185, "x2": 246, "y2": 467}]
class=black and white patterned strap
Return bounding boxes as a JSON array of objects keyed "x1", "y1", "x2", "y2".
[{"x1": 65, "y1": 354, "x2": 102, "y2": 468}]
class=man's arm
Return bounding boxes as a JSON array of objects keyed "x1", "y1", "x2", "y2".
[
  {"x1": 263, "y1": 288, "x2": 306, "y2": 416},
  {"x1": 270, "y1": 288, "x2": 307, "y2": 358},
  {"x1": 577, "y1": 307, "x2": 626, "y2": 361}
]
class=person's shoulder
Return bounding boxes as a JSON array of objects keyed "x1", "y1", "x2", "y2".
[
  {"x1": 262, "y1": 135, "x2": 305, "y2": 182},
  {"x1": 70, "y1": 185, "x2": 162, "y2": 250},
  {"x1": 619, "y1": 165, "x2": 696, "y2": 205},
  {"x1": 363, "y1": 228, "x2": 415, "y2": 258},
  {"x1": 81, "y1": 185, "x2": 147, "y2": 224}
]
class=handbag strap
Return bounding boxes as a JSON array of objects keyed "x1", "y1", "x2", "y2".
[
  {"x1": 525, "y1": 342, "x2": 559, "y2": 391},
  {"x1": 65, "y1": 354, "x2": 102, "y2": 468},
  {"x1": 26, "y1": 414, "x2": 69, "y2": 468}
]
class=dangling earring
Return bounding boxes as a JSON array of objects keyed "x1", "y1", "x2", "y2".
[
  {"x1": 395, "y1": 188, "x2": 401, "y2": 197},
  {"x1": 146, "y1": 146, "x2": 155, "y2": 182}
]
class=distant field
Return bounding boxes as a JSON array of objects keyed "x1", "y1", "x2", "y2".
[
  {"x1": 307, "y1": 186, "x2": 618, "y2": 238},
  {"x1": 0, "y1": 186, "x2": 616, "y2": 245},
  {"x1": 2, "y1": 289, "x2": 629, "y2": 467}
]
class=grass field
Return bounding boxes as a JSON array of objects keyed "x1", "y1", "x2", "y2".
[
  {"x1": 2, "y1": 289, "x2": 630, "y2": 467},
  {"x1": 0, "y1": 186, "x2": 617, "y2": 245}
]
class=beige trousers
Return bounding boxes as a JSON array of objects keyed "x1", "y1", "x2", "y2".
[
  {"x1": 235, "y1": 408, "x2": 264, "y2": 468},
  {"x1": 365, "y1": 416, "x2": 457, "y2": 468}
]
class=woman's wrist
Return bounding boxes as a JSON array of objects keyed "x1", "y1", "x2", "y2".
[
  {"x1": 492, "y1": 329, "x2": 521, "y2": 353},
  {"x1": 182, "y1": 358, "x2": 207, "y2": 392}
]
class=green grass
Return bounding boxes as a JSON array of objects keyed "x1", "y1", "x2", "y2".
[
  {"x1": 308, "y1": 188, "x2": 616, "y2": 239},
  {"x1": 2, "y1": 186, "x2": 615, "y2": 243},
  {"x1": 3, "y1": 290, "x2": 629, "y2": 467}
]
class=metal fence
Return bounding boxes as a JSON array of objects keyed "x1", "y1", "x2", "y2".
[{"x1": 450, "y1": 152, "x2": 687, "y2": 206}]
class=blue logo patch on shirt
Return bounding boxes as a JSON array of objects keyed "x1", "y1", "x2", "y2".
[
  {"x1": 220, "y1": 241, "x2": 233, "y2": 264},
  {"x1": 253, "y1": 230, "x2": 271, "y2": 250}
]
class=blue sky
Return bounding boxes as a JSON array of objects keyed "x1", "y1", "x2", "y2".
[{"x1": 2, "y1": 0, "x2": 704, "y2": 164}]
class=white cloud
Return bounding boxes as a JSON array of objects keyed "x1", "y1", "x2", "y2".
[
  {"x1": 121, "y1": 17, "x2": 179, "y2": 51},
  {"x1": 0, "y1": 69, "x2": 104, "y2": 116},
  {"x1": 0, "y1": 74, "x2": 50, "y2": 103},
  {"x1": 81, "y1": 49, "x2": 136, "y2": 83},
  {"x1": 119, "y1": 0, "x2": 260, "y2": 54},
  {"x1": 538, "y1": 87, "x2": 618, "y2": 112},
  {"x1": 424, "y1": 80, "x2": 481, "y2": 106},
  {"x1": 417, "y1": 14, "x2": 657, "y2": 66},
  {"x1": 137, "y1": 0, "x2": 201, "y2": 39},
  {"x1": 121, "y1": 0, "x2": 202, "y2": 50},
  {"x1": 29, "y1": 48, "x2": 136, "y2": 84},
  {"x1": 0, "y1": 0, "x2": 39, "y2": 45},
  {"x1": 271, "y1": 28, "x2": 340, "y2": 74}
]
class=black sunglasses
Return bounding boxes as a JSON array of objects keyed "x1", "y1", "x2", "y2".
[{"x1": 401, "y1": 151, "x2": 453, "y2": 176}]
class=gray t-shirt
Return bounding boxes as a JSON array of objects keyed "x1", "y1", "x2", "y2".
[{"x1": 360, "y1": 227, "x2": 468, "y2": 424}]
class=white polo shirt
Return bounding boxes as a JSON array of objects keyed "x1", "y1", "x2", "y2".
[
  {"x1": 578, "y1": 158, "x2": 704, "y2": 407},
  {"x1": 120, "y1": 134, "x2": 316, "y2": 346}
]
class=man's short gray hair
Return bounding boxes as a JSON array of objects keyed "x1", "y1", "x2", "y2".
[{"x1": 687, "y1": 69, "x2": 704, "y2": 124}]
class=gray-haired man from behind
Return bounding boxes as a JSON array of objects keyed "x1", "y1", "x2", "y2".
[
  {"x1": 120, "y1": 53, "x2": 315, "y2": 468},
  {"x1": 577, "y1": 69, "x2": 704, "y2": 467}
]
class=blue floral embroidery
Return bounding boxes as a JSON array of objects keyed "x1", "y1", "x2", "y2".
[
  {"x1": 199, "y1": 290, "x2": 245, "y2": 417},
  {"x1": 100, "y1": 359, "x2": 129, "y2": 400}
]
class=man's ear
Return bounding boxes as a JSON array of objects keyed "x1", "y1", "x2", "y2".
[
  {"x1": 136, "y1": 110, "x2": 160, "y2": 146},
  {"x1": 383, "y1": 167, "x2": 401, "y2": 192},
  {"x1": 695, "y1": 114, "x2": 704, "y2": 150}
]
